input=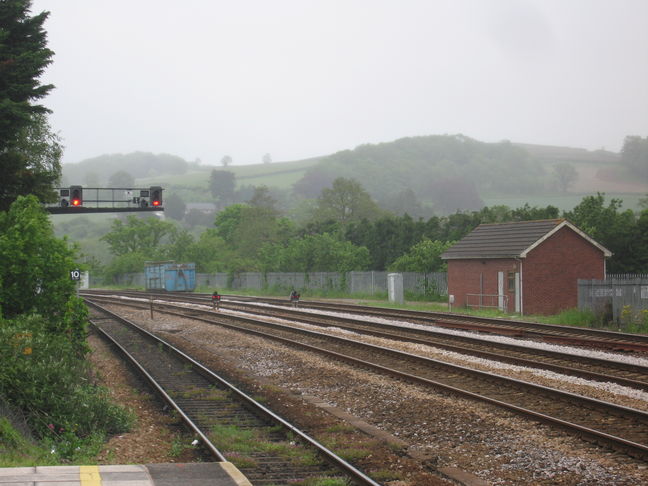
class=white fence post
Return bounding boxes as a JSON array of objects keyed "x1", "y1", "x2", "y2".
[{"x1": 388, "y1": 273, "x2": 404, "y2": 304}]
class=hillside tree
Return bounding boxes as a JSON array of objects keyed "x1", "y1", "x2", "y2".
[
  {"x1": 552, "y1": 163, "x2": 578, "y2": 193},
  {"x1": 248, "y1": 185, "x2": 277, "y2": 212},
  {"x1": 389, "y1": 238, "x2": 454, "y2": 273},
  {"x1": 209, "y1": 169, "x2": 235, "y2": 208},
  {"x1": 621, "y1": 135, "x2": 648, "y2": 179},
  {"x1": 345, "y1": 215, "x2": 427, "y2": 270},
  {"x1": 511, "y1": 203, "x2": 560, "y2": 221},
  {"x1": 184, "y1": 208, "x2": 215, "y2": 228},
  {"x1": 639, "y1": 194, "x2": 648, "y2": 210},
  {"x1": 101, "y1": 215, "x2": 176, "y2": 257},
  {"x1": 633, "y1": 210, "x2": 648, "y2": 272},
  {"x1": 221, "y1": 155, "x2": 232, "y2": 167},
  {"x1": 293, "y1": 167, "x2": 335, "y2": 198},
  {"x1": 233, "y1": 207, "x2": 292, "y2": 260},
  {"x1": 564, "y1": 193, "x2": 637, "y2": 272},
  {"x1": 424, "y1": 176, "x2": 484, "y2": 214},
  {"x1": 213, "y1": 204, "x2": 246, "y2": 246},
  {"x1": 380, "y1": 188, "x2": 427, "y2": 218},
  {"x1": 164, "y1": 193, "x2": 187, "y2": 221},
  {"x1": 263, "y1": 233, "x2": 370, "y2": 273},
  {"x1": 163, "y1": 228, "x2": 194, "y2": 262},
  {"x1": 315, "y1": 177, "x2": 383, "y2": 224}
]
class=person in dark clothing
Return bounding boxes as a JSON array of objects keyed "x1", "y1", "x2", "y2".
[
  {"x1": 290, "y1": 290, "x2": 300, "y2": 307},
  {"x1": 211, "y1": 290, "x2": 221, "y2": 310}
]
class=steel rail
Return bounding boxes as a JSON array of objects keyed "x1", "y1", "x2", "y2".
[
  {"x1": 85, "y1": 289, "x2": 648, "y2": 351},
  {"x1": 85, "y1": 299, "x2": 382, "y2": 486},
  {"x1": 84, "y1": 291, "x2": 648, "y2": 392},
  {"x1": 214, "y1": 292, "x2": 648, "y2": 351},
  {"x1": 89, "y1": 311, "x2": 227, "y2": 462},
  {"x1": 85, "y1": 295, "x2": 648, "y2": 460}
]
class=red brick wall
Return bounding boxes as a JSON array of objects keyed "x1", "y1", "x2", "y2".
[
  {"x1": 522, "y1": 226, "x2": 605, "y2": 315},
  {"x1": 446, "y1": 226, "x2": 606, "y2": 315},
  {"x1": 447, "y1": 258, "x2": 519, "y2": 311}
]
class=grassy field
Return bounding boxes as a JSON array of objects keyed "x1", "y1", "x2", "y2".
[
  {"x1": 136, "y1": 158, "x2": 320, "y2": 191},
  {"x1": 482, "y1": 155, "x2": 646, "y2": 212}
]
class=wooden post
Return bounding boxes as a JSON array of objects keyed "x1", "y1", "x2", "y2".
[{"x1": 150, "y1": 295, "x2": 154, "y2": 319}]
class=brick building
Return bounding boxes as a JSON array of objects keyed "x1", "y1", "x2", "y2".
[{"x1": 441, "y1": 219, "x2": 611, "y2": 315}]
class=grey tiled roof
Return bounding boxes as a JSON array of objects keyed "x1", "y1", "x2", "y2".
[{"x1": 441, "y1": 219, "x2": 565, "y2": 259}]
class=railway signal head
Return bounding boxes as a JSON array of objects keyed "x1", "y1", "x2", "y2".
[
  {"x1": 70, "y1": 186, "x2": 83, "y2": 206},
  {"x1": 59, "y1": 188, "x2": 70, "y2": 207},
  {"x1": 150, "y1": 186, "x2": 162, "y2": 207},
  {"x1": 139, "y1": 189, "x2": 150, "y2": 207}
]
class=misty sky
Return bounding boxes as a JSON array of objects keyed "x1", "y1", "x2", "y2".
[{"x1": 31, "y1": 0, "x2": 648, "y2": 165}]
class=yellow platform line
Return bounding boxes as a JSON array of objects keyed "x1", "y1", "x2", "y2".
[
  {"x1": 221, "y1": 462, "x2": 253, "y2": 486},
  {"x1": 79, "y1": 465, "x2": 102, "y2": 486}
]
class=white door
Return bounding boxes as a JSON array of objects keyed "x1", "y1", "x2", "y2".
[
  {"x1": 515, "y1": 272, "x2": 520, "y2": 313},
  {"x1": 497, "y1": 271, "x2": 504, "y2": 311}
]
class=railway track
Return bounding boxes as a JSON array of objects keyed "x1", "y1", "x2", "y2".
[
  {"x1": 85, "y1": 290, "x2": 648, "y2": 392},
  {"x1": 86, "y1": 300, "x2": 380, "y2": 486},
  {"x1": 84, "y1": 292, "x2": 648, "y2": 460},
  {"x1": 227, "y1": 300, "x2": 648, "y2": 391},
  {"x1": 237, "y1": 295, "x2": 648, "y2": 352},
  {"x1": 85, "y1": 289, "x2": 648, "y2": 352}
]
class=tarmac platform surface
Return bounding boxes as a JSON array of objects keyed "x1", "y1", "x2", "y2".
[{"x1": 0, "y1": 462, "x2": 251, "y2": 486}]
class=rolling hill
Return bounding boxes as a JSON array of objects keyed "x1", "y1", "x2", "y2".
[{"x1": 61, "y1": 135, "x2": 647, "y2": 213}]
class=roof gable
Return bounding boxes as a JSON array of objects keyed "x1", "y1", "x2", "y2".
[{"x1": 441, "y1": 219, "x2": 612, "y2": 260}]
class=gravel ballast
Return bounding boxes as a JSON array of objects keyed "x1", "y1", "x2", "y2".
[{"x1": 99, "y1": 303, "x2": 648, "y2": 485}]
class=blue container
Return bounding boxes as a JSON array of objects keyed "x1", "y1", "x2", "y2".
[
  {"x1": 145, "y1": 261, "x2": 196, "y2": 291},
  {"x1": 145, "y1": 261, "x2": 174, "y2": 290},
  {"x1": 164, "y1": 263, "x2": 196, "y2": 291}
]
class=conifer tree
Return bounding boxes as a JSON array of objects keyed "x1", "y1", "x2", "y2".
[{"x1": 0, "y1": 0, "x2": 59, "y2": 211}]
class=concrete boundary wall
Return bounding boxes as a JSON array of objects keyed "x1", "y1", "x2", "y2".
[{"x1": 108, "y1": 271, "x2": 448, "y2": 296}]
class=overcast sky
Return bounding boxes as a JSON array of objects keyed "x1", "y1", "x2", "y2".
[{"x1": 31, "y1": 0, "x2": 648, "y2": 165}]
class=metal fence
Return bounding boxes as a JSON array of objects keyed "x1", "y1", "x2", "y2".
[
  {"x1": 466, "y1": 293, "x2": 509, "y2": 311},
  {"x1": 104, "y1": 271, "x2": 448, "y2": 296},
  {"x1": 578, "y1": 278, "x2": 648, "y2": 325},
  {"x1": 606, "y1": 274, "x2": 648, "y2": 280}
]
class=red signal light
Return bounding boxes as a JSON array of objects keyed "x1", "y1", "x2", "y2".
[
  {"x1": 69, "y1": 186, "x2": 83, "y2": 207},
  {"x1": 149, "y1": 186, "x2": 162, "y2": 207}
]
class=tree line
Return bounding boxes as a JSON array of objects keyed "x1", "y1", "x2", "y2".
[{"x1": 96, "y1": 176, "x2": 648, "y2": 283}]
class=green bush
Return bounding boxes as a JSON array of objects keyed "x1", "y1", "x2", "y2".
[
  {"x1": 0, "y1": 415, "x2": 57, "y2": 466},
  {"x1": 0, "y1": 315, "x2": 133, "y2": 459},
  {"x1": 0, "y1": 416, "x2": 25, "y2": 450},
  {"x1": 0, "y1": 196, "x2": 80, "y2": 321}
]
